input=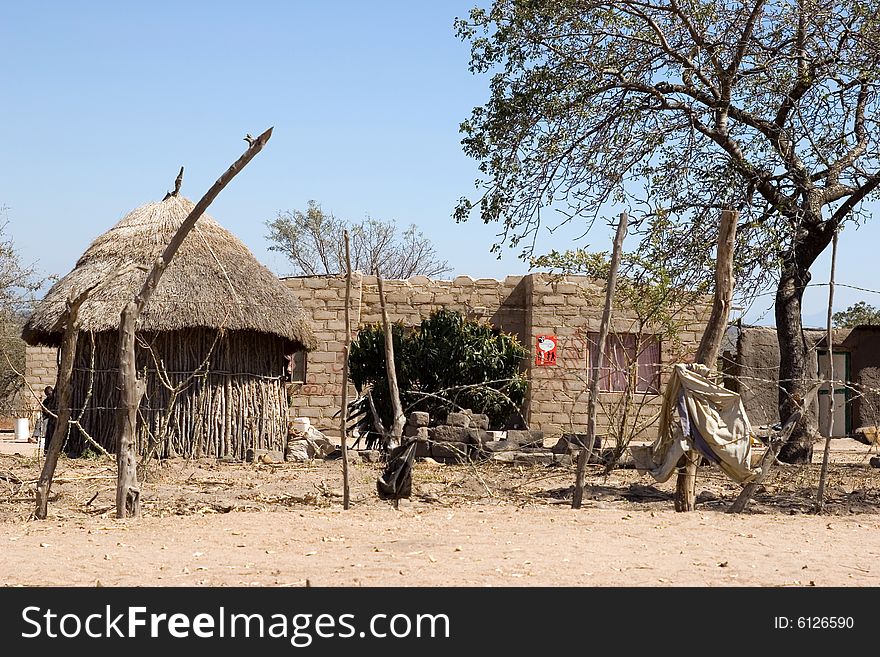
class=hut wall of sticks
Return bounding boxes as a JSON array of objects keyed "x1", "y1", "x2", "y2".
[{"x1": 21, "y1": 196, "x2": 317, "y2": 458}]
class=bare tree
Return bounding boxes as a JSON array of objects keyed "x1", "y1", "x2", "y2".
[
  {"x1": 0, "y1": 208, "x2": 44, "y2": 415},
  {"x1": 456, "y1": 0, "x2": 880, "y2": 464},
  {"x1": 266, "y1": 201, "x2": 451, "y2": 279}
]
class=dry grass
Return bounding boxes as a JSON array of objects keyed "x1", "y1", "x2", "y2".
[{"x1": 2, "y1": 440, "x2": 879, "y2": 523}]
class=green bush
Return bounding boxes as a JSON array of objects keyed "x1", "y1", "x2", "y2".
[{"x1": 348, "y1": 309, "x2": 527, "y2": 435}]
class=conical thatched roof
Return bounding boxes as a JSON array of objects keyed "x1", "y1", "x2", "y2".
[{"x1": 23, "y1": 195, "x2": 317, "y2": 349}]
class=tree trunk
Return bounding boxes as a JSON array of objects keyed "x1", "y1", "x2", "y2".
[
  {"x1": 673, "y1": 456, "x2": 698, "y2": 512},
  {"x1": 377, "y1": 273, "x2": 405, "y2": 449},
  {"x1": 116, "y1": 301, "x2": 142, "y2": 518},
  {"x1": 776, "y1": 219, "x2": 835, "y2": 464},
  {"x1": 675, "y1": 209, "x2": 737, "y2": 512},
  {"x1": 35, "y1": 300, "x2": 84, "y2": 519}
]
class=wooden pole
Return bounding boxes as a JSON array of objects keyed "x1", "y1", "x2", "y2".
[
  {"x1": 340, "y1": 231, "x2": 352, "y2": 510},
  {"x1": 727, "y1": 407, "x2": 803, "y2": 513},
  {"x1": 816, "y1": 228, "x2": 838, "y2": 513},
  {"x1": 572, "y1": 212, "x2": 628, "y2": 509},
  {"x1": 674, "y1": 208, "x2": 738, "y2": 512},
  {"x1": 115, "y1": 127, "x2": 273, "y2": 518},
  {"x1": 377, "y1": 273, "x2": 405, "y2": 449},
  {"x1": 34, "y1": 290, "x2": 90, "y2": 519}
]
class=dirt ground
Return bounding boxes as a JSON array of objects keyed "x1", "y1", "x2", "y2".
[{"x1": 2, "y1": 439, "x2": 880, "y2": 587}]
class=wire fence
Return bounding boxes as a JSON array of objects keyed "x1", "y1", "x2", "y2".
[{"x1": 4, "y1": 274, "x2": 880, "y2": 471}]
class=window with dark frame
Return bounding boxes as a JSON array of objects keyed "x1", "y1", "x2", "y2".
[
  {"x1": 286, "y1": 350, "x2": 307, "y2": 383},
  {"x1": 586, "y1": 332, "x2": 661, "y2": 393}
]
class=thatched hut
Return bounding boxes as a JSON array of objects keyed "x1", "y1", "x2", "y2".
[{"x1": 22, "y1": 195, "x2": 317, "y2": 458}]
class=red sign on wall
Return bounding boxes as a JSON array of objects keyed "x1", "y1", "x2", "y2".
[{"x1": 535, "y1": 335, "x2": 557, "y2": 366}]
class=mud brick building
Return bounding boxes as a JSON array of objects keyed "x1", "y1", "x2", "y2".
[
  {"x1": 283, "y1": 273, "x2": 711, "y2": 442},
  {"x1": 24, "y1": 272, "x2": 711, "y2": 444},
  {"x1": 724, "y1": 324, "x2": 880, "y2": 437}
]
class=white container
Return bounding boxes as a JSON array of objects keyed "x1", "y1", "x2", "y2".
[
  {"x1": 291, "y1": 417, "x2": 311, "y2": 433},
  {"x1": 14, "y1": 418, "x2": 29, "y2": 442}
]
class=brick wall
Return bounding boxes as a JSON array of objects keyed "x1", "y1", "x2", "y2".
[
  {"x1": 526, "y1": 274, "x2": 709, "y2": 442},
  {"x1": 23, "y1": 274, "x2": 711, "y2": 444},
  {"x1": 284, "y1": 274, "x2": 529, "y2": 432},
  {"x1": 24, "y1": 346, "x2": 58, "y2": 421},
  {"x1": 285, "y1": 273, "x2": 710, "y2": 443}
]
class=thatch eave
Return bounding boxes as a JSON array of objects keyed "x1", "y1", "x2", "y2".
[{"x1": 22, "y1": 196, "x2": 317, "y2": 351}]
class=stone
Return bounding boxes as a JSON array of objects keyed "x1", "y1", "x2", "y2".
[
  {"x1": 403, "y1": 425, "x2": 429, "y2": 441},
  {"x1": 407, "y1": 411, "x2": 430, "y2": 427},
  {"x1": 254, "y1": 450, "x2": 284, "y2": 464},
  {"x1": 481, "y1": 440, "x2": 518, "y2": 453},
  {"x1": 466, "y1": 429, "x2": 491, "y2": 447},
  {"x1": 488, "y1": 451, "x2": 516, "y2": 463},
  {"x1": 432, "y1": 442, "x2": 469, "y2": 462},
  {"x1": 245, "y1": 448, "x2": 268, "y2": 463},
  {"x1": 446, "y1": 412, "x2": 471, "y2": 428},
  {"x1": 415, "y1": 441, "x2": 433, "y2": 458},
  {"x1": 305, "y1": 426, "x2": 336, "y2": 458},
  {"x1": 553, "y1": 433, "x2": 602, "y2": 457},
  {"x1": 506, "y1": 430, "x2": 544, "y2": 448},
  {"x1": 513, "y1": 452, "x2": 555, "y2": 466},
  {"x1": 284, "y1": 426, "x2": 335, "y2": 461},
  {"x1": 468, "y1": 413, "x2": 490, "y2": 430},
  {"x1": 853, "y1": 426, "x2": 880, "y2": 446},
  {"x1": 553, "y1": 453, "x2": 573, "y2": 466},
  {"x1": 284, "y1": 440, "x2": 311, "y2": 462},
  {"x1": 430, "y1": 425, "x2": 471, "y2": 443},
  {"x1": 358, "y1": 450, "x2": 382, "y2": 463}
]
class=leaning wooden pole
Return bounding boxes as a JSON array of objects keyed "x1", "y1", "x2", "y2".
[
  {"x1": 674, "y1": 208, "x2": 738, "y2": 512},
  {"x1": 377, "y1": 272, "x2": 405, "y2": 449},
  {"x1": 35, "y1": 291, "x2": 90, "y2": 519},
  {"x1": 727, "y1": 406, "x2": 805, "y2": 513},
  {"x1": 115, "y1": 128, "x2": 273, "y2": 519},
  {"x1": 816, "y1": 228, "x2": 838, "y2": 513},
  {"x1": 572, "y1": 212, "x2": 628, "y2": 509},
  {"x1": 340, "y1": 230, "x2": 353, "y2": 510}
]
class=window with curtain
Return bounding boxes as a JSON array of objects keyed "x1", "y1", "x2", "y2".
[
  {"x1": 286, "y1": 350, "x2": 307, "y2": 383},
  {"x1": 586, "y1": 332, "x2": 661, "y2": 393}
]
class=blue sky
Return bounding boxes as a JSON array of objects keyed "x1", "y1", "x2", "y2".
[{"x1": 1, "y1": 1, "x2": 878, "y2": 327}]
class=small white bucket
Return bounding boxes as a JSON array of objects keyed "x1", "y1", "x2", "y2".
[{"x1": 14, "y1": 418, "x2": 29, "y2": 442}]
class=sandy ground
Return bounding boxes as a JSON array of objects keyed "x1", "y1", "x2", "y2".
[{"x1": 2, "y1": 440, "x2": 879, "y2": 587}]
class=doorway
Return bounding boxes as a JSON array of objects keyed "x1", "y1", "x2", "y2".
[{"x1": 817, "y1": 350, "x2": 850, "y2": 437}]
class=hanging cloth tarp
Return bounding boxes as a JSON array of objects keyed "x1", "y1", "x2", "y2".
[
  {"x1": 632, "y1": 363, "x2": 759, "y2": 484},
  {"x1": 377, "y1": 440, "x2": 417, "y2": 501}
]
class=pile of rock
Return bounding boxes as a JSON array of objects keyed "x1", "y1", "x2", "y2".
[
  {"x1": 283, "y1": 417, "x2": 336, "y2": 462},
  {"x1": 403, "y1": 410, "x2": 570, "y2": 465}
]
